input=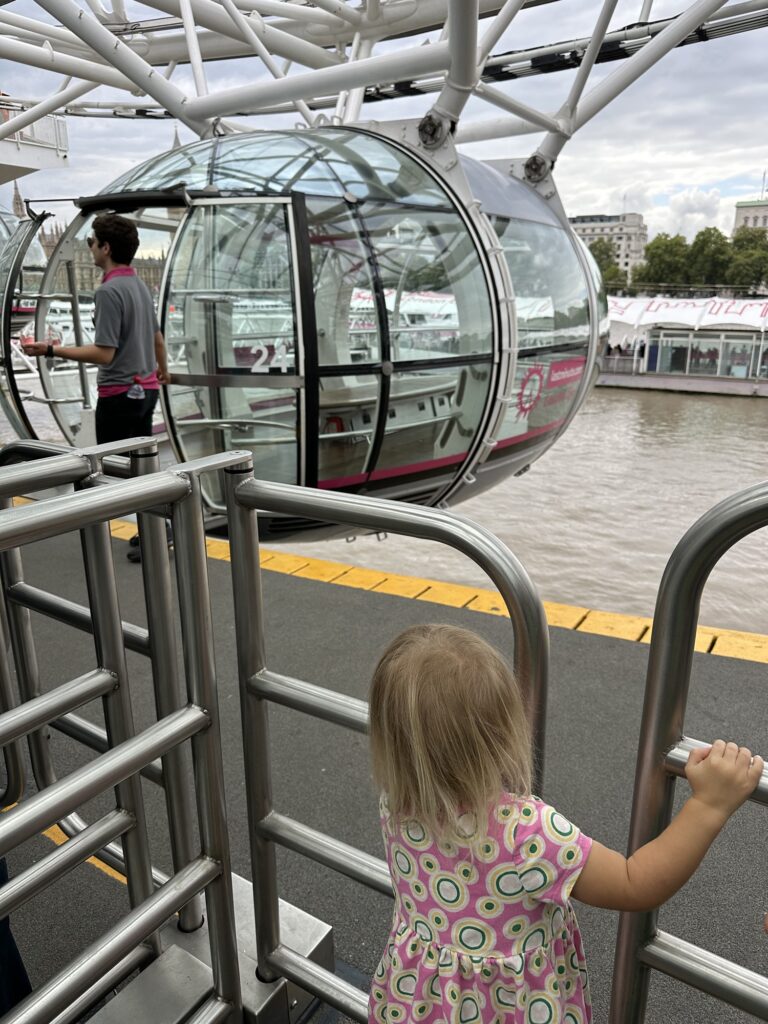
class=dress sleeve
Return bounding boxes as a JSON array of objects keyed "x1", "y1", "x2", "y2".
[
  {"x1": 513, "y1": 798, "x2": 592, "y2": 906},
  {"x1": 94, "y1": 287, "x2": 122, "y2": 349}
]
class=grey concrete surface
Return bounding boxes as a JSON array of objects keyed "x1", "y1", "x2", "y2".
[{"x1": 2, "y1": 528, "x2": 767, "y2": 1022}]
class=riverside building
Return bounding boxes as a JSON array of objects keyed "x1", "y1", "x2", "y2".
[{"x1": 569, "y1": 212, "x2": 648, "y2": 274}]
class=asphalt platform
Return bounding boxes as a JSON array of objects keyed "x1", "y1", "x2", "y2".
[{"x1": 3, "y1": 527, "x2": 767, "y2": 1023}]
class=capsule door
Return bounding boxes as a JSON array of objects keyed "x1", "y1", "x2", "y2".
[
  {"x1": 0, "y1": 214, "x2": 51, "y2": 441},
  {"x1": 162, "y1": 196, "x2": 305, "y2": 510}
]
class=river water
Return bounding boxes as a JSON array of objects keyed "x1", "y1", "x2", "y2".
[
  {"x1": 6, "y1": 383, "x2": 767, "y2": 634},
  {"x1": 290, "y1": 387, "x2": 768, "y2": 635}
]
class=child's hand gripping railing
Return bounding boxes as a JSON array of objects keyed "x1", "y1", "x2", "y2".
[
  {"x1": 222, "y1": 458, "x2": 550, "y2": 1023},
  {"x1": 610, "y1": 480, "x2": 768, "y2": 1022}
]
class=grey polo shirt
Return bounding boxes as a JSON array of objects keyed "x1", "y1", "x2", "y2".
[{"x1": 94, "y1": 271, "x2": 161, "y2": 388}]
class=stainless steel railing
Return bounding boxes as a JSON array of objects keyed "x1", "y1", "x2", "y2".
[
  {"x1": 610, "y1": 480, "x2": 768, "y2": 1021},
  {"x1": 0, "y1": 440, "x2": 244, "y2": 1023},
  {"x1": 221, "y1": 458, "x2": 550, "y2": 1023}
]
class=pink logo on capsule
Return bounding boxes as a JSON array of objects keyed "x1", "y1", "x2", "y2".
[{"x1": 517, "y1": 365, "x2": 544, "y2": 415}]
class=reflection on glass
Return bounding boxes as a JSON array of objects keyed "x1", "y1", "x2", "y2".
[
  {"x1": 166, "y1": 203, "x2": 296, "y2": 375},
  {"x1": 106, "y1": 140, "x2": 215, "y2": 193},
  {"x1": 212, "y1": 130, "x2": 448, "y2": 205},
  {"x1": 493, "y1": 217, "x2": 589, "y2": 353},
  {"x1": 491, "y1": 217, "x2": 589, "y2": 452},
  {"x1": 318, "y1": 374, "x2": 380, "y2": 486},
  {"x1": 373, "y1": 366, "x2": 489, "y2": 478},
  {"x1": 307, "y1": 197, "x2": 381, "y2": 366},
  {"x1": 364, "y1": 206, "x2": 493, "y2": 362}
]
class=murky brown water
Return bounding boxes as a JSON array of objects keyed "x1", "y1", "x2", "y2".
[
  {"x1": 4, "y1": 382, "x2": 767, "y2": 633},
  {"x1": 289, "y1": 387, "x2": 768, "y2": 634}
]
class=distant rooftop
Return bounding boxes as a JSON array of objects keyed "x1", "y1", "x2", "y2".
[
  {"x1": 734, "y1": 199, "x2": 768, "y2": 207},
  {"x1": 569, "y1": 213, "x2": 643, "y2": 223}
]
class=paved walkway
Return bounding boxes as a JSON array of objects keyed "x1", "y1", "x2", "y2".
[{"x1": 4, "y1": 527, "x2": 767, "y2": 1023}]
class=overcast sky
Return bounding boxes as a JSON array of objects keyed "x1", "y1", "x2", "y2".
[{"x1": 1, "y1": 0, "x2": 766, "y2": 240}]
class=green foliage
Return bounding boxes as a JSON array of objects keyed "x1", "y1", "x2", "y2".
[
  {"x1": 629, "y1": 226, "x2": 768, "y2": 293},
  {"x1": 688, "y1": 227, "x2": 731, "y2": 285},
  {"x1": 588, "y1": 238, "x2": 627, "y2": 291}
]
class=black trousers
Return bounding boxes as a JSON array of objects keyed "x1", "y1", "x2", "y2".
[
  {"x1": 95, "y1": 390, "x2": 159, "y2": 445},
  {"x1": 0, "y1": 858, "x2": 32, "y2": 1013}
]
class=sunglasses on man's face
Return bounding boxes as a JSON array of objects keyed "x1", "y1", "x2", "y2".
[{"x1": 86, "y1": 236, "x2": 101, "y2": 248}]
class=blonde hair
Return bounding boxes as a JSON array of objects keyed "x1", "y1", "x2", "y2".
[{"x1": 369, "y1": 624, "x2": 532, "y2": 840}]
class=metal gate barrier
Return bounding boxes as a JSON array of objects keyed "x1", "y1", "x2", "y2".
[
  {"x1": 610, "y1": 480, "x2": 768, "y2": 1021},
  {"x1": 0, "y1": 439, "x2": 244, "y2": 1023},
  {"x1": 221, "y1": 461, "x2": 550, "y2": 1022}
]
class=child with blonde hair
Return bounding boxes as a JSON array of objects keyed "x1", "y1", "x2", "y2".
[{"x1": 368, "y1": 624, "x2": 762, "y2": 1024}]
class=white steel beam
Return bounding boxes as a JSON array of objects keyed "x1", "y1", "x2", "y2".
[
  {"x1": 184, "y1": 38, "x2": 451, "y2": 119},
  {"x1": 149, "y1": 0, "x2": 342, "y2": 67},
  {"x1": 218, "y1": 0, "x2": 315, "y2": 124},
  {"x1": 35, "y1": 0, "x2": 210, "y2": 134},
  {"x1": 558, "y1": 0, "x2": 619, "y2": 121},
  {"x1": 179, "y1": 0, "x2": 208, "y2": 95},
  {"x1": 236, "y1": 0, "x2": 344, "y2": 27},
  {"x1": 342, "y1": 36, "x2": 374, "y2": 122},
  {"x1": 639, "y1": 0, "x2": 655, "y2": 19},
  {"x1": 429, "y1": 0, "x2": 480, "y2": 125},
  {"x1": 571, "y1": 0, "x2": 730, "y2": 134},
  {"x1": 0, "y1": 36, "x2": 133, "y2": 90},
  {"x1": 367, "y1": 0, "x2": 381, "y2": 20},
  {"x1": 478, "y1": 0, "x2": 527, "y2": 65},
  {"x1": 0, "y1": 9, "x2": 82, "y2": 47},
  {"x1": 473, "y1": 82, "x2": 561, "y2": 132},
  {"x1": 454, "y1": 112, "x2": 540, "y2": 143},
  {"x1": 0, "y1": 80, "x2": 97, "y2": 142},
  {"x1": 309, "y1": 0, "x2": 363, "y2": 26}
]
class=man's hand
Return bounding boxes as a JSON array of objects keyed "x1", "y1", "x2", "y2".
[
  {"x1": 157, "y1": 367, "x2": 172, "y2": 385},
  {"x1": 21, "y1": 341, "x2": 49, "y2": 357}
]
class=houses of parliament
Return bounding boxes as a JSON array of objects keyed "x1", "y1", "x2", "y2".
[{"x1": 9, "y1": 181, "x2": 165, "y2": 297}]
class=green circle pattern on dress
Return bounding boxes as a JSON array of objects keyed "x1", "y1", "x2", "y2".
[{"x1": 370, "y1": 796, "x2": 592, "y2": 1024}]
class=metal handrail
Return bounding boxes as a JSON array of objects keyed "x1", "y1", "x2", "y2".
[
  {"x1": 0, "y1": 441, "x2": 244, "y2": 1022},
  {"x1": 222, "y1": 458, "x2": 549, "y2": 1023},
  {"x1": 610, "y1": 479, "x2": 768, "y2": 1022}
]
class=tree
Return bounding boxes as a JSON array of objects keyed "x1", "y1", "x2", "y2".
[
  {"x1": 631, "y1": 233, "x2": 689, "y2": 289},
  {"x1": 588, "y1": 238, "x2": 627, "y2": 290},
  {"x1": 688, "y1": 227, "x2": 731, "y2": 286},
  {"x1": 725, "y1": 250, "x2": 768, "y2": 291}
]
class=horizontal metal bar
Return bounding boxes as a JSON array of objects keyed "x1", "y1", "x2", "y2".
[
  {"x1": 51, "y1": 712, "x2": 164, "y2": 786},
  {"x1": 0, "y1": 669, "x2": 117, "y2": 747},
  {"x1": 47, "y1": 945, "x2": 153, "y2": 1024},
  {"x1": 268, "y1": 944, "x2": 368, "y2": 1023},
  {"x1": 259, "y1": 811, "x2": 392, "y2": 897},
  {"x1": 6, "y1": 582, "x2": 151, "y2": 655},
  {"x1": 0, "y1": 452, "x2": 91, "y2": 498},
  {"x1": 249, "y1": 669, "x2": 369, "y2": 733},
  {"x1": 639, "y1": 929, "x2": 768, "y2": 1016},
  {"x1": 0, "y1": 473, "x2": 190, "y2": 552},
  {"x1": 0, "y1": 809, "x2": 134, "y2": 919},
  {"x1": 5, "y1": 857, "x2": 221, "y2": 1024},
  {"x1": 0, "y1": 705, "x2": 208, "y2": 856},
  {"x1": 185, "y1": 998, "x2": 235, "y2": 1024},
  {"x1": 664, "y1": 737, "x2": 768, "y2": 806}
]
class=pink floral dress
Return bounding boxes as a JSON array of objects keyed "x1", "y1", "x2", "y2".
[{"x1": 369, "y1": 795, "x2": 592, "y2": 1024}]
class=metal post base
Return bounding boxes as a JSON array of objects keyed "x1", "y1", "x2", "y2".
[{"x1": 163, "y1": 873, "x2": 335, "y2": 1024}]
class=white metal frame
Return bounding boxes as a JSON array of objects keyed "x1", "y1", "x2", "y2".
[{"x1": 0, "y1": 1, "x2": 764, "y2": 183}]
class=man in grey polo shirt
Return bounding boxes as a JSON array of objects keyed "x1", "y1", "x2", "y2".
[
  {"x1": 24, "y1": 212, "x2": 170, "y2": 443},
  {"x1": 24, "y1": 213, "x2": 171, "y2": 561}
]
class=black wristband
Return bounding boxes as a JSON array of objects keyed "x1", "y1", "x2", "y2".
[{"x1": 46, "y1": 343, "x2": 54, "y2": 359}]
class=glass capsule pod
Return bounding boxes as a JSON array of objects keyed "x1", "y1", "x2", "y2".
[{"x1": 0, "y1": 128, "x2": 606, "y2": 532}]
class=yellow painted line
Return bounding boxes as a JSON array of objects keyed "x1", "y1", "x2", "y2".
[
  {"x1": 42, "y1": 823, "x2": 127, "y2": 885},
  {"x1": 328, "y1": 566, "x2": 389, "y2": 590},
  {"x1": 373, "y1": 574, "x2": 431, "y2": 599},
  {"x1": 293, "y1": 559, "x2": 354, "y2": 583},
  {"x1": 577, "y1": 610, "x2": 652, "y2": 642},
  {"x1": 641, "y1": 624, "x2": 717, "y2": 654},
  {"x1": 710, "y1": 629, "x2": 768, "y2": 664},
  {"x1": 416, "y1": 582, "x2": 480, "y2": 608},
  {"x1": 100, "y1": 516, "x2": 768, "y2": 665}
]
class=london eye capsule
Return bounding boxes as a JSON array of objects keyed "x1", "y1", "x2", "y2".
[{"x1": 1, "y1": 127, "x2": 606, "y2": 532}]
